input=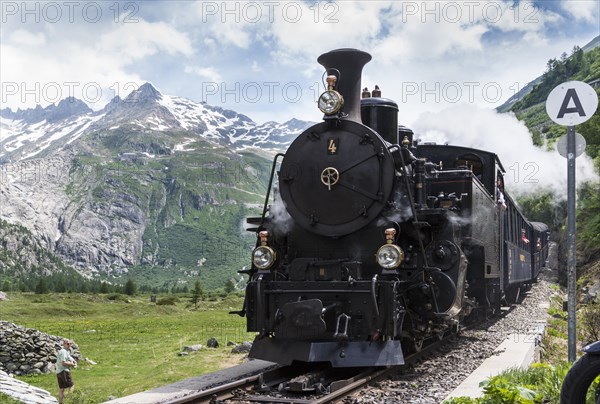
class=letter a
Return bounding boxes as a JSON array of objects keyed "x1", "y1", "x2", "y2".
[{"x1": 557, "y1": 88, "x2": 586, "y2": 118}]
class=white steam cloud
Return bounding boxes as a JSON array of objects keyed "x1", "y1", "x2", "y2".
[
  {"x1": 269, "y1": 193, "x2": 294, "y2": 235},
  {"x1": 377, "y1": 189, "x2": 414, "y2": 226},
  {"x1": 412, "y1": 105, "x2": 598, "y2": 197}
]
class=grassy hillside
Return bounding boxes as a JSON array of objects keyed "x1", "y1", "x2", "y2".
[
  {"x1": 1, "y1": 292, "x2": 252, "y2": 403},
  {"x1": 60, "y1": 127, "x2": 272, "y2": 291}
]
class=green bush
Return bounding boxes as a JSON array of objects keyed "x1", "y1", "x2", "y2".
[
  {"x1": 107, "y1": 293, "x2": 128, "y2": 302},
  {"x1": 124, "y1": 279, "x2": 137, "y2": 296},
  {"x1": 443, "y1": 363, "x2": 570, "y2": 404},
  {"x1": 580, "y1": 302, "x2": 600, "y2": 344},
  {"x1": 156, "y1": 296, "x2": 179, "y2": 306},
  {"x1": 480, "y1": 376, "x2": 539, "y2": 403},
  {"x1": 577, "y1": 182, "x2": 600, "y2": 254}
]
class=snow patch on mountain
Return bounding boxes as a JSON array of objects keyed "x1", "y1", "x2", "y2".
[
  {"x1": 2, "y1": 113, "x2": 105, "y2": 160},
  {"x1": 67, "y1": 115, "x2": 105, "y2": 144},
  {"x1": 174, "y1": 138, "x2": 197, "y2": 152},
  {"x1": 1, "y1": 83, "x2": 313, "y2": 162},
  {"x1": 158, "y1": 94, "x2": 209, "y2": 131}
]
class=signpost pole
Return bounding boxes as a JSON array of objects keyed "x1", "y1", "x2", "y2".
[
  {"x1": 545, "y1": 80, "x2": 598, "y2": 363},
  {"x1": 566, "y1": 124, "x2": 577, "y2": 363}
]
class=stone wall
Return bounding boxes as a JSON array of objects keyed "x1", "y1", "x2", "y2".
[
  {"x1": 0, "y1": 321, "x2": 81, "y2": 376},
  {"x1": 0, "y1": 369, "x2": 58, "y2": 404}
]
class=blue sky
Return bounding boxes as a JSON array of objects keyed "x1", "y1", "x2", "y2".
[{"x1": 1, "y1": 0, "x2": 599, "y2": 126}]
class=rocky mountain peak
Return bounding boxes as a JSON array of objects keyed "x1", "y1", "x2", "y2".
[
  {"x1": 0, "y1": 97, "x2": 92, "y2": 124},
  {"x1": 100, "y1": 83, "x2": 177, "y2": 127},
  {"x1": 103, "y1": 95, "x2": 122, "y2": 113},
  {"x1": 283, "y1": 118, "x2": 310, "y2": 129},
  {"x1": 125, "y1": 82, "x2": 162, "y2": 105},
  {"x1": 0, "y1": 108, "x2": 15, "y2": 119},
  {"x1": 47, "y1": 97, "x2": 92, "y2": 122}
]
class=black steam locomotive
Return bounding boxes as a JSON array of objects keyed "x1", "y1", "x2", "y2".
[{"x1": 235, "y1": 49, "x2": 550, "y2": 367}]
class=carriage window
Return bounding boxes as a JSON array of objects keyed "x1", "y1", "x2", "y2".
[{"x1": 455, "y1": 154, "x2": 484, "y2": 177}]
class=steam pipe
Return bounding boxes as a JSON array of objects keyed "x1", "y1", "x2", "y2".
[
  {"x1": 261, "y1": 153, "x2": 285, "y2": 224},
  {"x1": 371, "y1": 275, "x2": 380, "y2": 318},
  {"x1": 317, "y1": 48, "x2": 372, "y2": 123}
]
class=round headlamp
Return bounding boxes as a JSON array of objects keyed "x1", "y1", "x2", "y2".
[
  {"x1": 318, "y1": 90, "x2": 344, "y2": 115},
  {"x1": 376, "y1": 244, "x2": 404, "y2": 269},
  {"x1": 252, "y1": 246, "x2": 276, "y2": 269}
]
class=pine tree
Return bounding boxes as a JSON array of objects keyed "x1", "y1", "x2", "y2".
[
  {"x1": 99, "y1": 282, "x2": 109, "y2": 294},
  {"x1": 1, "y1": 280, "x2": 10, "y2": 292},
  {"x1": 190, "y1": 280, "x2": 203, "y2": 309},
  {"x1": 35, "y1": 278, "x2": 49, "y2": 294},
  {"x1": 124, "y1": 279, "x2": 137, "y2": 296},
  {"x1": 55, "y1": 279, "x2": 66, "y2": 293},
  {"x1": 224, "y1": 279, "x2": 236, "y2": 294}
]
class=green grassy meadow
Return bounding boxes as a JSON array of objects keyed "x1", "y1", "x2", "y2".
[{"x1": 0, "y1": 292, "x2": 254, "y2": 403}]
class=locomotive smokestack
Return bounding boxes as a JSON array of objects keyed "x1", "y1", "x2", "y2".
[{"x1": 317, "y1": 49, "x2": 371, "y2": 123}]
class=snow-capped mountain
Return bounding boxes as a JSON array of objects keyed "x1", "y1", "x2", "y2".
[
  {"x1": 0, "y1": 83, "x2": 312, "y2": 162},
  {"x1": 0, "y1": 84, "x2": 313, "y2": 284}
]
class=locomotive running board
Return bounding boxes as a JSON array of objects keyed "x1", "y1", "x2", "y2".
[{"x1": 249, "y1": 338, "x2": 404, "y2": 368}]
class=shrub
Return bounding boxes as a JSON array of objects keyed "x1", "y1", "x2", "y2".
[
  {"x1": 124, "y1": 279, "x2": 137, "y2": 296},
  {"x1": 580, "y1": 302, "x2": 600, "y2": 344},
  {"x1": 107, "y1": 293, "x2": 128, "y2": 302},
  {"x1": 442, "y1": 363, "x2": 570, "y2": 404},
  {"x1": 156, "y1": 296, "x2": 179, "y2": 306}
]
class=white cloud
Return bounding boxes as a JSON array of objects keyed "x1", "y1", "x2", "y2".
[
  {"x1": 487, "y1": 1, "x2": 562, "y2": 40},
  {"x1": 0, "y1": 0, "x2": 597, "y2": 127},
  {"x1": 97, "y1": 20, "x2": 193, "y2": 62},
  {"x1": 269, "y1": 1, "x2": 388, "y2": 63},
  {"x1": 372, "y1": 1, "x2": 565, "y2": 63},
  {"x1": 372, "y1": 20, "x2": 486, "y2": 64},
  {"x1": 251, "y1": 61, "x2": 262, "y2": 73},
  {"x1": 189, "y1": 2, "x2": 256, "y2": 49},
  {"x1": 8, "y1": 29, "x2": 46, "y2": 46},
  {"x1": 1, "y1": 19, "x2": 193, "y2": 110},
  {"x1": 184, "y1": 66, "x2": 222, "y2": 82},
  {"x1": 561, "y1": 0, "x2": 600, "y2": 23}
]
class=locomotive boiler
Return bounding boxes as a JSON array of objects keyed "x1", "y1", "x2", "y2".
[{"x1": 234, "y1": 48, "x2": 549, "y2": 367}]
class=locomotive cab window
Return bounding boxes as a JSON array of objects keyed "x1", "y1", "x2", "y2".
[{"x1": 455, "y1": 154, "x2": 483, "y2": 178}]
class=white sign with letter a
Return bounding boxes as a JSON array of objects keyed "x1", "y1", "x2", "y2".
[{"x1": 546, "y1": 81, "x2": 598, "y2": 126}]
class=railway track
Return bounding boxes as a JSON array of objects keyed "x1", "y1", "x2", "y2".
[
  {"x1": 164, "y1": 336, "x2": 450, "y2": 404},
  {"x1": 163, "y1": 365, "x2": 392, "y2": 404},
  {"x1": 104, "y1": 301, "x2": 539, "y2": 404}
]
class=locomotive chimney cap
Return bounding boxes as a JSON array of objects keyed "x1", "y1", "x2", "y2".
[
  {"x1": 317, "y1": 48, "x2": 372, "y2": 65},
  {"x1": 317, "y1": 49, "x2": 372, "y2": 122}
]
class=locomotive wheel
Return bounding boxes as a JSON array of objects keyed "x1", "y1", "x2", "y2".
[
  {"x1": 402, "y1": 337, "x2": 423, "y2": 354},
  {"x1": 412, "y1": 339, "x2": 423, "y2": 353},
  {"x1": 560, "y1": 353, "x2": 600, "y2": 404}
]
